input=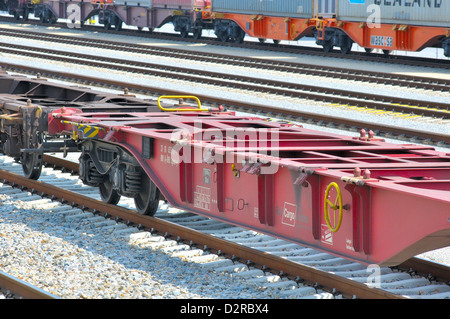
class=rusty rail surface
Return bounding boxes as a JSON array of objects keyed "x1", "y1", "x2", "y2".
[{"x1": 0, "y1": 270, "x2": 58, "y2": 299}]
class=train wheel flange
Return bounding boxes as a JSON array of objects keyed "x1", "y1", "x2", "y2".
[
  {"x1": 21, "y1": 151, "x2": 43, "y2": 180},
  {"x1": 99, "y1": 180, "x2": 121, "y2": 205},
  {"x1": 134, "y1": 173, "x2": 160, "y2": 216}
]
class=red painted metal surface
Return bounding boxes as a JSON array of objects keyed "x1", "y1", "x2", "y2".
[
  {"x1": 51, "y1": 108, "x2": 450, "y2": 266},
  {"x1": 324, "y1": 19, "x2": 449, "y2": 53}
]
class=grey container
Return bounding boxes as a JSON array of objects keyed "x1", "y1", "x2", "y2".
[
  {"x1": 336, "y1": 0, "x2": 450, "y2": 28},
  {"x1": 210, "y1": 0, "x2": 314, "y2": 19},
  {"x1": 316, "y1": 0, "x2": 336, "y2": 17},
  {"x1": 113, "y1": 0, "x2": 152, "y2": 7}
]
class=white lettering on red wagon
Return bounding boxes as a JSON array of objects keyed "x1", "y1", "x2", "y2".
[
  {"x1": 281, "y1": 202, "x2": 296, "y2": 227},
  {"x1": 321, "y1": 224, "x2": 333, "y2": 245},
  {"x1": 194, "y1": 185, "x2": 211, "y2": 211}
]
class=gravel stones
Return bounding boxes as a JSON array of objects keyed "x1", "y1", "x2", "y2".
[{"x1": 0, "y1": 190, "x2": 295, "y2": 299}]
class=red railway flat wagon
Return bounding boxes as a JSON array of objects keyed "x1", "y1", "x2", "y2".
[{"x1": 51, "y1": 101, "x2": 450, "y2": 266}]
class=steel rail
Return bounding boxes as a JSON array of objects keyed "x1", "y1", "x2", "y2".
[
  {"x1": 0, "y1": 270, "x2": 59, "y2": 299},
  {"x1": 1, "y1": 62, "x2": 448, "y2": 146},
  {"x1": 0, "y1": 28, "x2": 449, "y2": 92},
  {"x1": 398, "y1": 258, "x2": 450, "y2": 283},
  {"x1": 1, "y1": 42, "x2": 448, "y2": 119},
  {"x1": 0, "y1": 17, "x2": 448, "y2": 70},
  {"x1": 0, "y1": 167, "x2": 406, "y2": 299}
]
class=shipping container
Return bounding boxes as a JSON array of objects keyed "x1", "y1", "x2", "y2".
[
  {"x1": 152, "y1": 0, "x2": 193, "y2": 8},
  {"x1": 113, "y1": 0, "x2": 151, "y2": 6},
  {"x1": 315, "y1": 0, "x2": 336, "y2": 17},
  {"x1": 113, "y1": 0, "x2": 192, "y2": 8},
  {"x1": 336, "y1": 0, "x2": 450, "y2": 28},
  {"x1": 210, "y1": 0, "x2": 314, "y2": 19}
]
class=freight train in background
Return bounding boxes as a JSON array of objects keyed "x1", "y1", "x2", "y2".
[{"x1": 0, "y1": 0, "x2": 449, "y2": 57}]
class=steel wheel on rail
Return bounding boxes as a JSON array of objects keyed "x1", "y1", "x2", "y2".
[
  {"x1": 180, "y1": 28, "x2": 188, "y2": 38},
  {"x1": 134, "y1": 173, "x2": 160, "y2": 216},
  {"x1": 340, "y1": 43, "x2": 352, "y2": 54},
  {"x1": 21, "y1": 151, "x2": 43, "y2": 180},
  {"x1": 322, "y1": 40, "x2": 333, "y2": 53},
  {"x1": 21, "y1": 130, "x2": 44, "y2": 180},
  {"x1": 192, "y1": 28, "x2": 202, "y2": 40},
  {"x1": 99, "y1": 179, "x2": 121, "y2": 205}
]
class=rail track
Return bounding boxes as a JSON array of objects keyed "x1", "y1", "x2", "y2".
[
  {"x1": 1, "y1": 41, "x2": 449, "y2": 121},
  {"x1": 0, "y1": 153, "x2": 449, "y2": 299},
  {"x1": 0, "y1": 270, "x2": 58, "y2": 299},
  {"x1": 0, "y1": 16, "x2": 449, "y2": 70},
  {"x1": 0, "y1": 27, "x2": 449, "y2": 92},
  {"x1": 1, "y1": 63, "x2": 448, "y2": 147}
]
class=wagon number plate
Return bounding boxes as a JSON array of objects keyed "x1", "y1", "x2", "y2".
[{"x1": 370, "y1": 35, "x2": 393, "y2": 47}]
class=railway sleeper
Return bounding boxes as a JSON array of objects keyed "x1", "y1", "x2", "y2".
[{"x1": 79, "y1": 140, "x2": 160, "y2": 216}]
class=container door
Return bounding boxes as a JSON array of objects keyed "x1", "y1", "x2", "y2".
[{"x1": 314, "y1": 0, "x2": 336, "y2": 18}]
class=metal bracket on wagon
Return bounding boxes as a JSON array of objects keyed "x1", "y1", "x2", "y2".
[
  {"x1": 61, "y1": 120, "x2": 105, "y2": 140},
  {"x1": 341, "y1": 168, "x2": 379, "y2": 186},
  {"x1": 157, "y1": 95, "x2": 208, "y2": 112}
]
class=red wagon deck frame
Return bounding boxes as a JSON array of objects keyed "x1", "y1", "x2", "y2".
[{"x1": 51, "y1": 103, "x2": 450, "y2": 266}]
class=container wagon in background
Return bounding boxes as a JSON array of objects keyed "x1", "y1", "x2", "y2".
[
  {"x1": 204, "y1": 0, "x2": 334, "y2": 44},
  {"x1": 204, "y1": 0, "x2": 450, "y2": 55},
  {"x1": 1, "y1": 0, "x2": 449, "y2": 57},
  {"x1": 322, "y1": 0, "x2": 450, "y2": 55}
]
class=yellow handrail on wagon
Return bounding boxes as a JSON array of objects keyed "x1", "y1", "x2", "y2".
[{"x1": 157, "y1": 95, "x2": 208, "y2": 112}]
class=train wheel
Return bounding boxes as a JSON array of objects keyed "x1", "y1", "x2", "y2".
[
  {"x1": 39, "y1": 15, "x2": 48, "y2": 24},
  {"x1": 180, "y1": 28, "x2": 188, "y2": 38},
  {"x1": 340, "y1": 41, "x2": 352, "y2": 54},
  {"x1": 21, "y1": 152, "x2": 43, "y2": 180},
  {"x1": 115, "y1": 22, "x2": 122, "y2": 31},
  {"x1": 104, "y1": 22, "x2": 111, "y2": 30},
  {"x1": 134, "y1": 173, "x2": 160, "y2": 216},
  {"x1": 99, "y1": 180, "x2": 121, "y2": 205},
  {"x1": 233, "y1": 29, "x2": 245, "y2": 44},
  {"x1": 322, "y1": 40, "x2": 333, "y2": 53},
  {"x1": 192, "y1": 28, "x2": 202, "y2": 40},
  {"x1": 218, "y1": 33, "x2": 228, "y2": 42}
]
